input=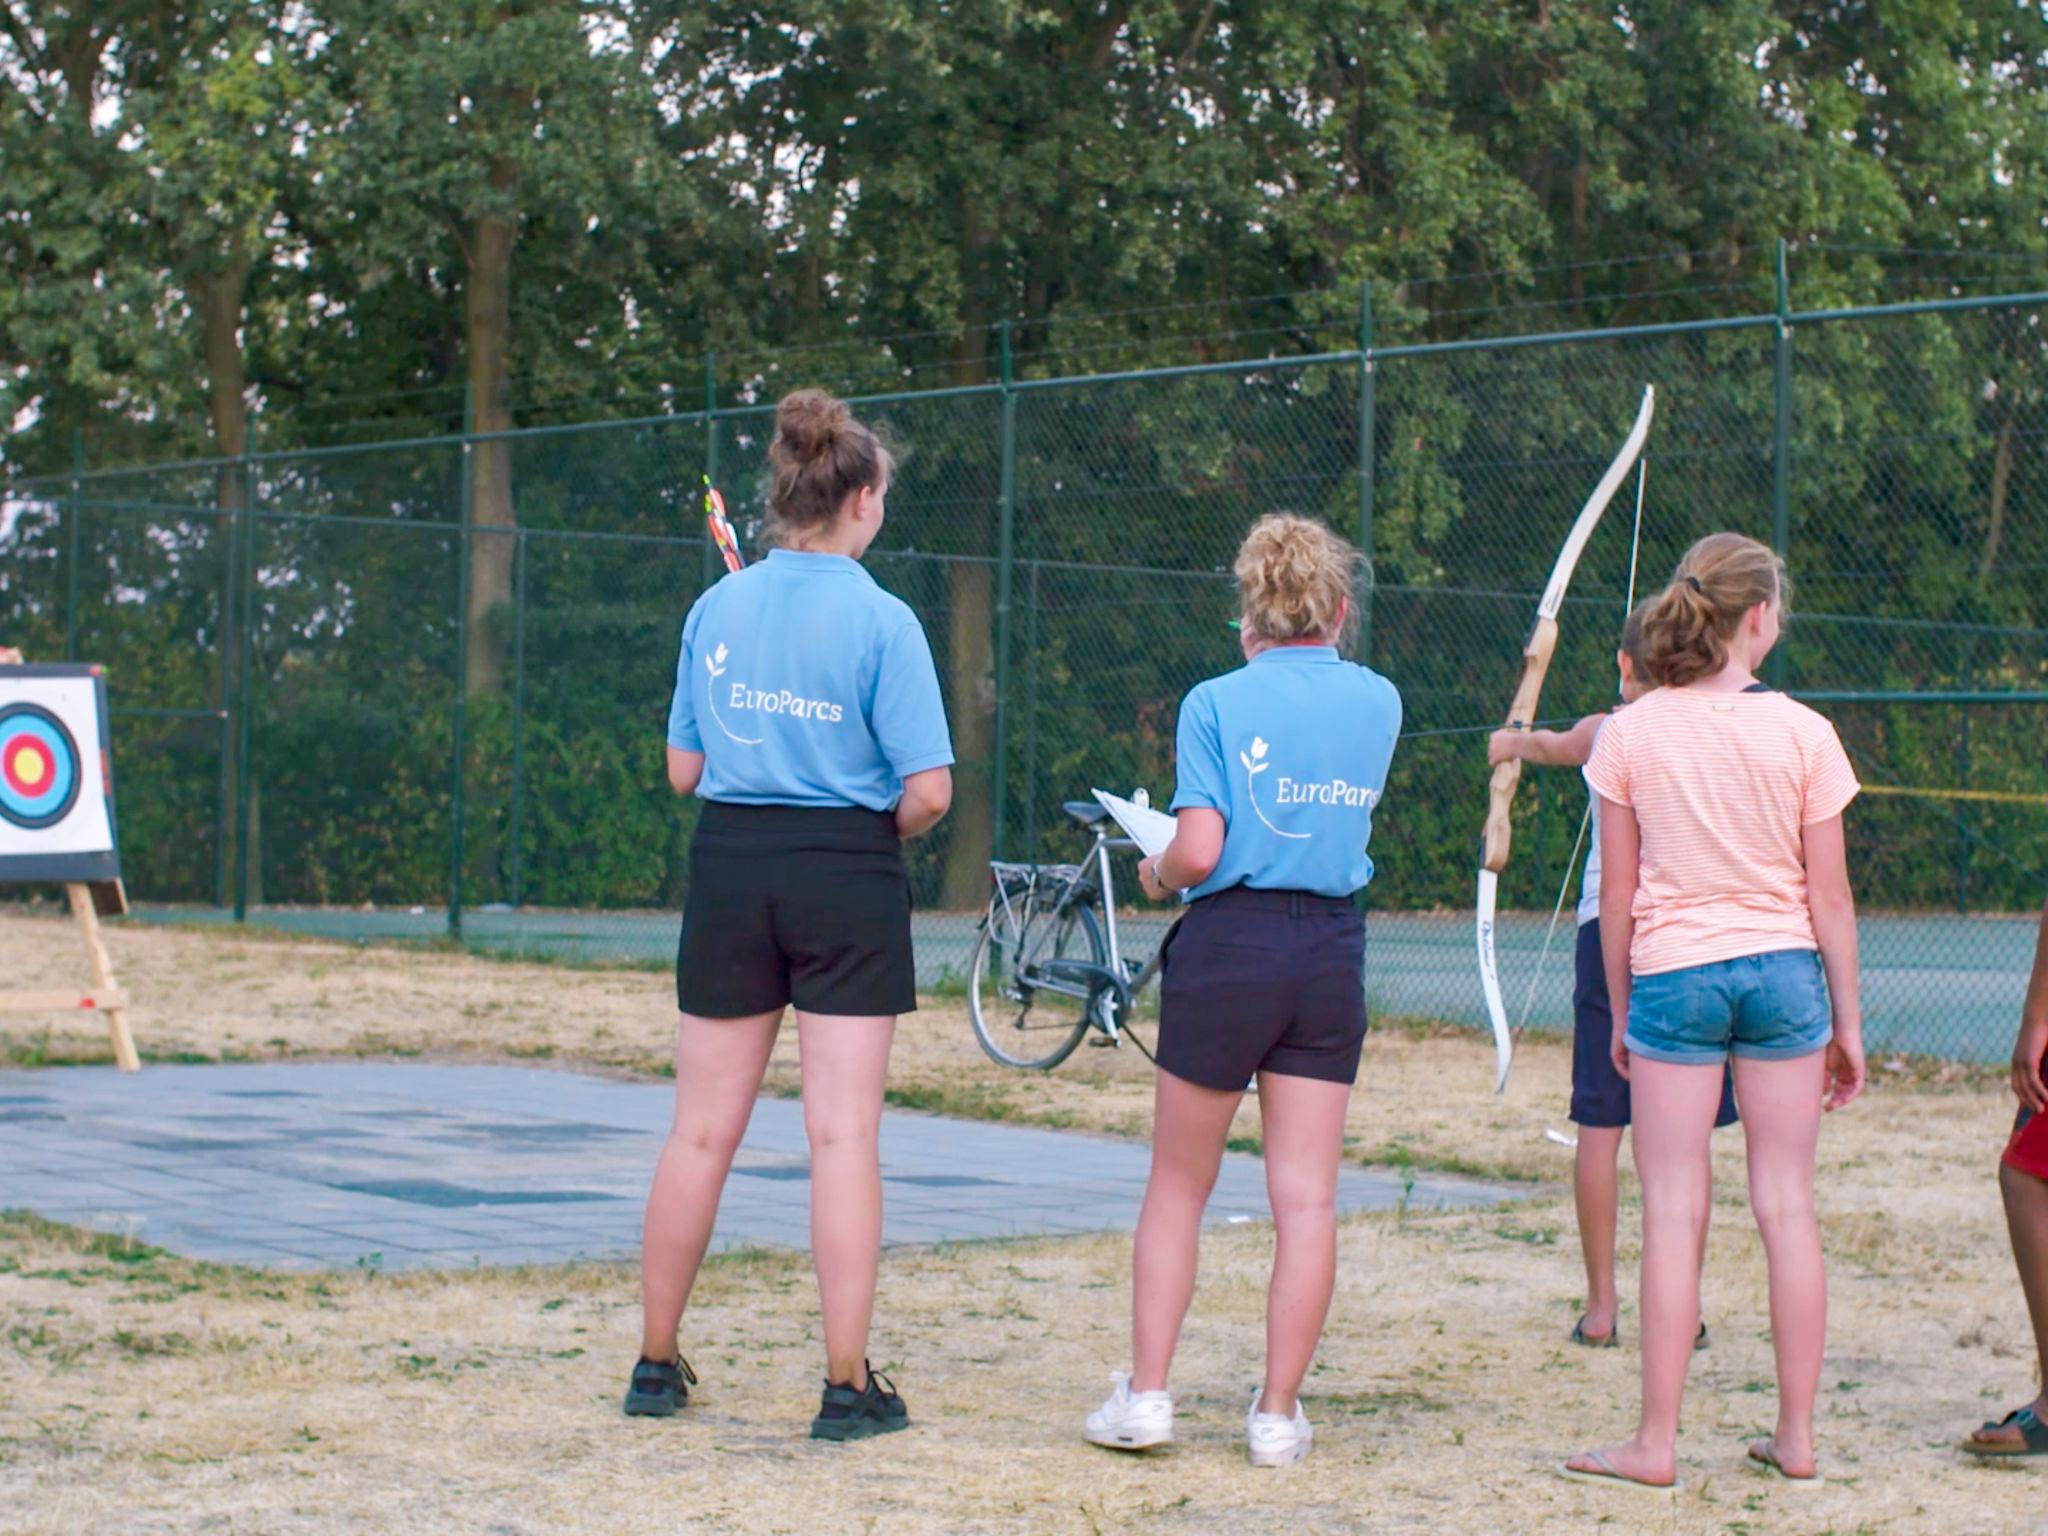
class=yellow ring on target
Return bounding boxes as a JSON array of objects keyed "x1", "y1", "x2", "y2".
[{"x1": 9, "y1": 743, "x2": 49, "y2": 790}]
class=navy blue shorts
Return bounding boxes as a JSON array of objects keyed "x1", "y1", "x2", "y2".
[
  {"x1": 1572, "y1": 920, "x2": 1738, "y2": 1130},
  {"x1": 1155, "y1": 888, "x2": 1366, "y2": 1092}
]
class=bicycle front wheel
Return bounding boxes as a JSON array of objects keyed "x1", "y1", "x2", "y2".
[{"x1": 967, "y1": 901, "x2": 1103, "y2": 1070}]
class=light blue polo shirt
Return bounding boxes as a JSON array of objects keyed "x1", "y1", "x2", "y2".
[
  {"x1": 666, "y1": 549, "x2": 953, "y2": 810},
  {"x1": 1169, "y1": 646, "x2": 1402, "y2": 901}
]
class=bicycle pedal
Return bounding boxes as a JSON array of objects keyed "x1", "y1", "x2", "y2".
[{"x1": 1086, "y1": 1034, "x2": 1118, "y2": 1047}]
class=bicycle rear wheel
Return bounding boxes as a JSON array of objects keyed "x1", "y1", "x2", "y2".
[{"x1": 967, "y1": 901, "x2": 1103, "y2": 1070}]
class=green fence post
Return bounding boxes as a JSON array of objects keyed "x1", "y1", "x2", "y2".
[
  {"x1": 215, "y1": 451, "x2": 243, "y2": 909},
  {"x1": 1956, "y1": 634, "x2": 1972, "y2": 913},
  {"x1": 1023, "y1": 556, "x2": 1040, "y2": 860},
  {"x1": 232, "y1": 467, "x2": 256, "y2": 923},
  {"x1": 508, "y1": 529, "x2": 526, "y2": 908},
  {"x1": 63, "y1": 429, "x2": 82, "y2": 661},
  {"x1": 702, "y1": 354, "x2": 719, "y2": 588},
  {"x1": 450, "y1": 384, "x2": 473, "y2": 941},
  {"x1": 1770, "y1": 237, "x2": 1791, "y2": 688},
  {"x1": 1356, "y1": 282, "x2": 1376, "y2": 664},
  {"x1": 991, "y1": 320, "x2": 1018, "y2": 861}
]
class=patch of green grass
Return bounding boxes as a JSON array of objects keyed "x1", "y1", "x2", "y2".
[
  {"x1": 1225, "y1": 1135, "x2": 1264, "y2": 1155},
  {"x1": 1313, "y1": 1388, "x2": 1448, "y2": 1417},
  {"x1": 1492, "y1": 1223, "x2": 1559, "y2": 1246},
  {"x1": 1356, "y1": 1140, "x2": 1542, "y2": 1185}
]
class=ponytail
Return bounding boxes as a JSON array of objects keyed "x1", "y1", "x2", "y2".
[{"x1": 1637, "y1": 532, "x2": 1788, "y2": 687}]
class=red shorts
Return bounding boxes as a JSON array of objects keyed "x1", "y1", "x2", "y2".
[{"x1": 2004, "y1": 1106, "x2": 2048, "y2": 1183}]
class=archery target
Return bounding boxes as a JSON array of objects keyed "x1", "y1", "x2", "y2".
[
  {"x1": 0, "y1": 704, "x2": 82, "y2": 830},
  {"x1": 0, "y1": 667, "x2": 119, "y2": 881}
]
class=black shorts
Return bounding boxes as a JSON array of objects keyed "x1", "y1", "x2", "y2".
[
  {"x1": 1155, "y1": 887, "x2": 1366, "y2": 1092},
  {"x1": 1571, "y1": 920, "x2": 1738, "y2": 1130},
  {"x1": 675, "y1": 801, "x2": 915, "y2": 1019}
]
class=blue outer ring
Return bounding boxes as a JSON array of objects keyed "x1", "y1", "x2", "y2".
[{"x1": 0, "y1": 703, "x2": 83, "y2": 831}]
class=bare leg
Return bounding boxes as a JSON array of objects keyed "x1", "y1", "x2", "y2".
[
  {"x1": 1971, "y1": 1163, "x2": 2048, "y2": 1446},
  {"x1": 639, "y1": 1009, "x2": 783, "y2": 1359},
  {"x1": 1565, "y1": 1057, "x2": 1722, "y2": 1486},
  {"x1": 796, "y1": 1010, "x2": 897, "y2": 1387},
  {"x1": 1731, "y1": 1051, "x2": 1829, "y2": 1477},
  {"x1": 1255, "y1": 1071, "x2": 1352, "y2": 1416},
  {"x1": 1575, "y1": 1125, "x2": 1626, "y2": 1339},
  {"x1": 1129, "y1": 1069, "x2": 1242, "y2": 1393}
]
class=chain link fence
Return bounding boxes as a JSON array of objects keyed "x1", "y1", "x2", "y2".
[{"x1": 4, "y1": 288, "x2": 2045, "y2": 1063}]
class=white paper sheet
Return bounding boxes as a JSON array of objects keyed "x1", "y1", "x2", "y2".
[{"x1": 1091, "y1": 788, "x2": 1178, "y2": 861}]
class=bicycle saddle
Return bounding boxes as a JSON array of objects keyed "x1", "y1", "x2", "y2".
[{"x1": 1062, "y1": 799, "x2": 1112, "y2": 827}]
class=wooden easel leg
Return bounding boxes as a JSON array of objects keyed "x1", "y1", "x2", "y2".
[{"x1": 67, "y1": 882, "x2": 138, "y2": 1072}]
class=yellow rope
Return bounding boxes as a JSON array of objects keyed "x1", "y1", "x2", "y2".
[{"x1": 1861, "y1": 784, "x2": 2047, "y2": 807}]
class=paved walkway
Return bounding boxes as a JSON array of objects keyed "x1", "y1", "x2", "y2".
[{"x1": 0, "y1": 1063, "x2": 1514, "y2": 1271}]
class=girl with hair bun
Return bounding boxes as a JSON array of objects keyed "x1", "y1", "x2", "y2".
[
  {"x1": 1085, "y1": 513, "x2": 1401, "y2": 1468},
  {"x1": 1565, "y1": 531, "x2": 1865, "y2": 1492},
  {"x1": 624, "y1": 388, "x2": 954, "y2": 1441}
]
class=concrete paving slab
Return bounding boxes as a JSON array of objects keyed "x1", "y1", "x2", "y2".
[{"x1": 0, "y1": 1062, "x2": 1519, "y2": 1271}]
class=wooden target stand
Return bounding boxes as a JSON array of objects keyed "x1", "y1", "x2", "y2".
[{"x1": 0, "y1": 650, "x2": 139, "y2": 1071}]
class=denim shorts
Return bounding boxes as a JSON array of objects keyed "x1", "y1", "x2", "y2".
[{"x1": 1624, "y1": 948, "x2": 1831, "y2": 1066}]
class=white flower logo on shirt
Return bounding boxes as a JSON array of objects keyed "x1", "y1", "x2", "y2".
[
  {"x1": 704, "y1": 641, "x2": 762, "y2": 746},
  {"x1": 1239, "y1": 734, "x2": 1309, "y2": 841}
]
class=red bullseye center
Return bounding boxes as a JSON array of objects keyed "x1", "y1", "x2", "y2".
[{"x1": 3, "y1": 736, "x2": 53, "y2": 795}]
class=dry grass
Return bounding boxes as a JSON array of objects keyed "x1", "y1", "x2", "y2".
[{"x1": 1, "y1": 911, "x2": 2043, "y2": 1533}]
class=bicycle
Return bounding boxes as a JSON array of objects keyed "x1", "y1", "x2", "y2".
[{"x1": 966, "y1": 799, "x2": 1171, "y2": 1070}]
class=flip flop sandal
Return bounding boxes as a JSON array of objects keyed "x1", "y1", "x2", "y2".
[
  {"x1": 1570, "y1": 1317, "x2": 1619, "y2": 1349},
  {"x1": 1747, "y1": 1438, "x2": 1825, "y2": 1487},
  {"x1": 1964, "y1": 1405, "x2": 2048, "y2": 1458},
  {"x1": 1557, "y1": 1449, "x2": 1675, "y2": 1494}
]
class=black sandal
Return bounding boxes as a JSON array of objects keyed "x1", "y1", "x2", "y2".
[
  {"x1": 1964, "y1": 1404, "x2": 2048, "y2": 1458},
  {"x1": 1570, "y1": 1317, "x2": 1619, "y2": 1349}
]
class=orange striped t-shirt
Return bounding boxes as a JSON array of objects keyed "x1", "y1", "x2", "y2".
[{"x1": 1582, "y1": 687, "x2": 1859, "y2": 977}]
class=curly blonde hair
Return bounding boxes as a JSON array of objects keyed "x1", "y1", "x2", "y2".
[
  {"x1": 1234, "y1": 513, "x2": 1358, "y2": 645},
  {"x1": 1637, "y1": 532, "x2": 1789, "y2": 687}
]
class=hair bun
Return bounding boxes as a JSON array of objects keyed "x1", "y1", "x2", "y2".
[{"x1": 776, "y1": 388, "x2": 850, "y2": 462}]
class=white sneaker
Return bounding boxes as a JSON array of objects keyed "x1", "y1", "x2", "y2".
[
  {"x1": 1084, "y1": 1371, "x2": 1173, "y2": 1450},
  {"x1": 1246, "y1": 1385, "x2": 1312, "y2": 1467}
]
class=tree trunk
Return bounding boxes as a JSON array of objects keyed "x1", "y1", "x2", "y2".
[
  {"x1": 938, "y1": 229, "x2": 997, "y2": 911},
  {"x1": 1978, "y1": 408, "x2": 2015, "y2": 585},
  {"x1": 463, "y1": 181, "x2": 519, "y2": 698},
  {"x1": 192, "y1": 257, "x2": 255, "y2": 909}
]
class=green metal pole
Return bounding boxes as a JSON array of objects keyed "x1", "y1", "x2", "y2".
[
  {"x1": 215, "y1": 453, "x2": 242, "y2": 908},
  {"x1": 450, "y1": 384, "x2": 473, "y2": 940},
  {"x1": 1956, "y1": 635, "x2": 1971, "y2": 913},
  {"x1": 508, "y1": 530, "x2": 526, "y2": 908},
  {"x1": 991, "y1": 320, "x2": 1017, "y2": 861},
  {"x1": 64, "y1": 429, "x2": 82, "y2": 660},
  {"x1": 1356, "y1": 282, "x2": 1376, "y2": 664},
  {"x1": 701, "y1": 354, "x2": 719, "y2": 589},
  {"x1": 1023, "y1": 556, "x2": 1040, "y2": 859},
  {"x1": 1770, "y1": 237, "x2": 1791, "y2": 688},
  {"x1": 232, "y1": 473, "x2": 255, "y2": 922}
]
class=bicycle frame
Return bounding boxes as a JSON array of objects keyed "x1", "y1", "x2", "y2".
[{"x1": 984, "y1": 821, "x2": 1155, "y2": 1037}]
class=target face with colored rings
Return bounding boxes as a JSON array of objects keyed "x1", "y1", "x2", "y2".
[{"x1": 0, "y1": 703, "x2": 82, "y2": 830}]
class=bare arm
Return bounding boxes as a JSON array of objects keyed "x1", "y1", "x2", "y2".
[
  {"x1": 894, "y1": 766, "x2": 953, "y2": 840},
  {"x1": 665, "y1": 746, "x2": 703, "y2": 798},
  {"x1": 2014, "y1": 899, "x2": 2048, "y2": 1113},
  {"x1": 1802, "y1": 813, "x2": 1865, "y2": 1110},
  {"x1": 1596, "y1": 793, "x2": 1639, "y2": 1079},
  {"x1": 1489, "y1": 713, "x2": 1604, "y2": 769},
  {"x1": 1138, "y1": 808, "x2": 1225, "y2": 900}
]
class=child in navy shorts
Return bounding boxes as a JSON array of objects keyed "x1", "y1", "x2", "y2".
[{"x1": 1490, "y1": 606, "x2": 1736, "y2": 1350}]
